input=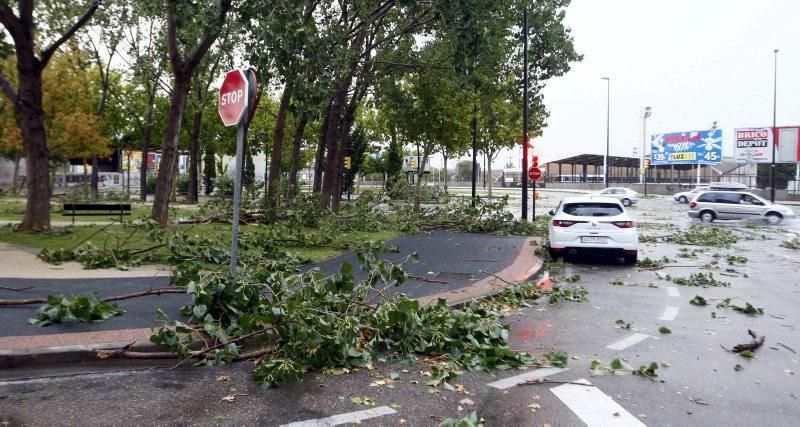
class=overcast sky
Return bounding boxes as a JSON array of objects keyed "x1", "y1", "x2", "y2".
[{"x1": 531, "y1": 0, "x2": 800, "y2": 165}]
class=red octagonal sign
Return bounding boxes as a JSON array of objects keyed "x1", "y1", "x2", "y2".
[
  {"x1": 528, "y1": 166, "x2": 541, "y2": 181},
  {"x1": 218, "y1": 69, "x2": 249, "y2": 127}
]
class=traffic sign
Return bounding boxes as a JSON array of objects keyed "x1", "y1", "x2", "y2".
[
  {"x1": 245, "y1": 69, "x2": 259, "y2": 124},
  {"x1": 218, "y1": 69, "x2": 249, "y2": 127},
  {"x1": 528, "y1": 166, "x2": 542, "y2": 181}
]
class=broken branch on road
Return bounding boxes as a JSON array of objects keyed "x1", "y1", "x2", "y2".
[{"x1": 731, "y1": 329, "x2": 765, "y2": 353}]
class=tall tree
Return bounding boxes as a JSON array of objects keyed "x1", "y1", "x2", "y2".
[
  {"x1": 151, "y1": 0, "x2": 232, "y2": 226},
  {"x1": 0, "y1": 0, "x2": 101, "y2": 230}
]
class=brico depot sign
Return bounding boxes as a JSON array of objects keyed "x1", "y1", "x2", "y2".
[
  {"x1": 218, "y1": 70, "x2": 249, "y2": 127},
  {"x1": 735, "y1": 126, "x2": 799, "y2": 164},
  {"x1": 734, "y1": 128, "x2": 772, "y2": 163}
]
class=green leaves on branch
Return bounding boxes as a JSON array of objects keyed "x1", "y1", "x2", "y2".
[
  {"x1": 641, "y1": 225, "x2": 739, "y2": 248},
  {"x1": 672, "y1": 272, "x2": 729, "y2": 288},
  {"x1": 781, "y1": 236, "x2": 800, "y2": 249},
  {"x1": 29, "y1": 292, "x2": 120, "y2": 326}
]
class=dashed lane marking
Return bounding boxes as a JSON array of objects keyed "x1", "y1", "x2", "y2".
[
  {"x1": 280, "y1": 406, "x2": 397, "y2": 427},
  {"x1": 667, "y1": 286, "x2": 680, "y2": 297},
  {"x1": 487, "y1": 367, "x2": 569, "y2": 389},
  {"x1": 550, "y1": 378, "x2": 645, "y2": 427},
  {"x1": 606, "y1": 333, "x2": 650, "y2": 351},
  {"x1": 660, "y1": 306, "x2": 679, "y2": 321}
]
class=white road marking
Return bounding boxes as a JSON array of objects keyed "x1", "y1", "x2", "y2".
[
  {"x1": 550, "y1": 378, "x2": 645, "y2": 427},
  {"x1": 280, "y1": 406, "x2": 397, "y2": 427},
  {"x1": 667, "y1": 286, "x2": 680, "y2": 297},
  {"x1": 487, "y1": 367, "x2": 569, "y2": 389},
  {"x1": 606, "y1": 333, "x2": 650, "y2": 351},
  {"x1": 660, "y1": 306, "x2": 679, "y2": 321}
]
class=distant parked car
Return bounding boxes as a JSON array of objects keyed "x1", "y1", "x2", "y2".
[
  {"x1": 688, "y1": 191, "x2": 796, "y2": 225},
  {"x1": 673, "y1": 186, "x2": 709, "y2": 203},
  {"x1": 594, "y1": 187, "x2": 638, "y2": 207},
  {"x1": 547, "y1": 196, "x2": 639, "y2": 264}
]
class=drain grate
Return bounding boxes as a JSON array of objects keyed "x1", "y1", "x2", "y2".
[{"x1": 433, "y1": 272, "x2": 474, "y2": 281}]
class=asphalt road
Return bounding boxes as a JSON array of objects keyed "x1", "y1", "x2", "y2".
[{"x1": 2, "y1": 196, "x2": 799, "y2": 425}]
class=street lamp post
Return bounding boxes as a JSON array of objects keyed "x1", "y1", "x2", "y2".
[
  {"x1": 770, "y1": 48, "x2": 779, "y2": 203},
  {"x1": 602, "y1": 77, "x2": 610, "y2": 187},
  {"x1": 642, "y1": 107, "x2": 651, "y2": 194}
]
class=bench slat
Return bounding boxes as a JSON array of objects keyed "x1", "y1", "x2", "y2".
[{"x1": 62, "y1": 204, "x2": 131, "y2": 211}]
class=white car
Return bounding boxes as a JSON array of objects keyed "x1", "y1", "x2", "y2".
[
  {"x1": 547, "y1": 196, "x2": 639, "y2": 264},
  {"x1": 595, "y1": 187, "x2": 639, "y2": 207},
  {"x1": 673, "y1": 186, "x2": 709, "y2": 204}
]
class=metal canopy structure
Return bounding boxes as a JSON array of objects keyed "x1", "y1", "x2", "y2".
[{"x1": 543, "y1": 153, "x2": 698, "y2": 184}]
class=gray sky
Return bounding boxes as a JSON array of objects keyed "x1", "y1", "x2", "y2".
[{"x1": 533, "y1": 0, "x2": 800, "y2": 164}]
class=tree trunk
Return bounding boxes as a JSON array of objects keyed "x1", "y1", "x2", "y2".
[
  {"x1": 487, "y1": 150, "x2": 493, "y2": 197},
  {"x1": 11, "y1": 157, "x2": 20, "y2": 196},
  {"x1": 90, "y1": 154, "x2": 99, "y2": 199},
  {"x1": 186, "y1": 110, "x2": 202, "y2": 204},
  {"x1": 16, "y1": 69, "x2": 51, "y2": 230},
  {"x1": 82, "y1": 160, "x2": 89, "y2": 194},
  {"x1": 319, "y1": 86, "x2": 348, "y2": 209},
  {"x1": 443, "y1": 151, "x2": 449, "y2": 193},
  {"x1": 287, "y1": 112, "x2": 308, "y2": 198},
  {"x1": 414, "y1": 147, "x2": 431, "y2": 212},
  {"x1": 151, "y1": 76, "x2": 190, "y2": 226},
  {"x1": 313, "y1": 100, "x2": 333, "y2": 194},
  {"x1": 267, "y1": 82, "x2": 293, "y2": 206}
]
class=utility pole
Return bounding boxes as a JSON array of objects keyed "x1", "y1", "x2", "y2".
[
  {"x1": 521, "y1": 8, "x2": 529, "y2": 220},
  {"x1": 643, "y1": 107, "x2": 651, "y2": 195},
  {"x1": 602, "y1": 77, "x2": 611, "y2": 187},
  {"x1": 770, "y1": 49, "x2": 779, "y2": 203}
]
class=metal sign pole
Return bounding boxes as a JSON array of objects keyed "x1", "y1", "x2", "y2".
[{"x1": 230, "y1": 120, "x2": 246, "y2": 276}]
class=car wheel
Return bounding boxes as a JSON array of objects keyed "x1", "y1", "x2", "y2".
[
  {"x1": 678, "y1": 196, "x2": 688, "y2": 204},
  {"x1": 700, "y1": 211, "x2": 715, "y2": 223},
  {"x1": 765, "y1": 213, "x2": 782, "y2": 225},
  {"x1": 624, "y1": 253, "x2": 638, "y2": 265},
  {"x1": 621, "y1": 198, "x2": 632, "y2": 207}
]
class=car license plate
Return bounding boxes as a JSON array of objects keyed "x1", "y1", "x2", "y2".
[{"x1": 581, "y1": 236, "x2": 608, "y2": 244}]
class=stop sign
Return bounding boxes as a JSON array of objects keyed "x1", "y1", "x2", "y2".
[
  {"x1": 528, "y1": 166, "x2": 542, "y2": 181},
  {"x1": 218, "y1": 70, "x2": 249, "y2": 126}
]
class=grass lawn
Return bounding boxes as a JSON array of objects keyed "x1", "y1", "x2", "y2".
[
  {"x1": 0, "y1": 221, "x2": 401, "y2": 264},
  {"x1": 0, "y1": 198, "x2": 199, "y2": 222}
]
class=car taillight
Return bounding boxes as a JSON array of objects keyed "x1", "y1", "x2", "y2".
[
  {"x1": 689, "y1": 201, "x2": 697, "y2": 208},
  {"x1": 552, "y1": 220, "x2": 587, "y2": 227},
  {"x1": 611, "y1": 221, "x2": 635, "y2": 228}
]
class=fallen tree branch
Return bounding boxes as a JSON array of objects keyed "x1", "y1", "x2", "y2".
[
  {"x1": 478, "y1": 270, "x2": 517, "y2": 286},
  {"x1": 731, "y1": 329, "x2": 765, "y2": 353},
  {"x1": 0, "y1": 287, "x2": 185, "y2": 306},
  {"x1": 778, "y1": 342, "x2": 797, "y2": 354}
]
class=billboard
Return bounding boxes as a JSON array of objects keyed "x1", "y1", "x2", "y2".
[
  {"x1": 734, "y1": 128, "x2": 772, "y2": 163},
  {"x1": 650, "y1": 129, "x2": 722, "y2": 165},
  {"x1": 734, "y1": 126, "x2": 799, "y2": 164}
]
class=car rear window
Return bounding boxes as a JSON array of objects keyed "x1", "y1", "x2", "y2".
[{"x1": 562, "y1": 202, "x2": 623, "y2": 217}]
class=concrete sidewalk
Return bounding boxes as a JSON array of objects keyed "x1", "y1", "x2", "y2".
[{"x1": 0, "y1": 230, "x2": 543, "y2": 369}]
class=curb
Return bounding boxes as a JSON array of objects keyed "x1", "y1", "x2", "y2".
[
  {"x1": 1, "y1": 238, "x2": 545, "y2": 371},
  {"x1": 2, "y1": 339, "x2": 167, "y2": 370}
]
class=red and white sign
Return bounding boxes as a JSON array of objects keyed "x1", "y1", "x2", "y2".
[
  {"x1": 528, "y1": 166, "x2": 542, "y2": 181},
  {"x1": 218, "y1": 70, "x2": 249, "y2": 127}
]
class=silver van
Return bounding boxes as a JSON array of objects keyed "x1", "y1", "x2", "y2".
[{"x1": 688, "y1": 191, "x2": 796, "y2": 225}]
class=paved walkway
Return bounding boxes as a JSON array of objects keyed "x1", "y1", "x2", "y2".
[{"x1": 0, "y1": 231, "x2": 542, "y2": 367}]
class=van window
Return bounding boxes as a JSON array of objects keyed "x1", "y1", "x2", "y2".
[
  {"x1": 713, "y1": 193, "x2": 742, "y2": 204},
  {"x1": 696, "y1": 193, "x2": 714, "y2": 202},
  {"x1": 563, "y1": 202, "x2": 623, "y2": 216}
]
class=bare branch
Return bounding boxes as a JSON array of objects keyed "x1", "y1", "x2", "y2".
[
  {"x1": 40, "y1": 0, "x2": 101, "y2": 67},
  {"x1": 184, "y1": 0, "x2": 233, "y2": 73},
  {"x1": 0, "y1": 3, "x2": 25, "y2": 46}
]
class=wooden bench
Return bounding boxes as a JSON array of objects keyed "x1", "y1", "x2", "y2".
[{"x1": 62, "y1": 203, "x2": 132, "y2": 224}]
